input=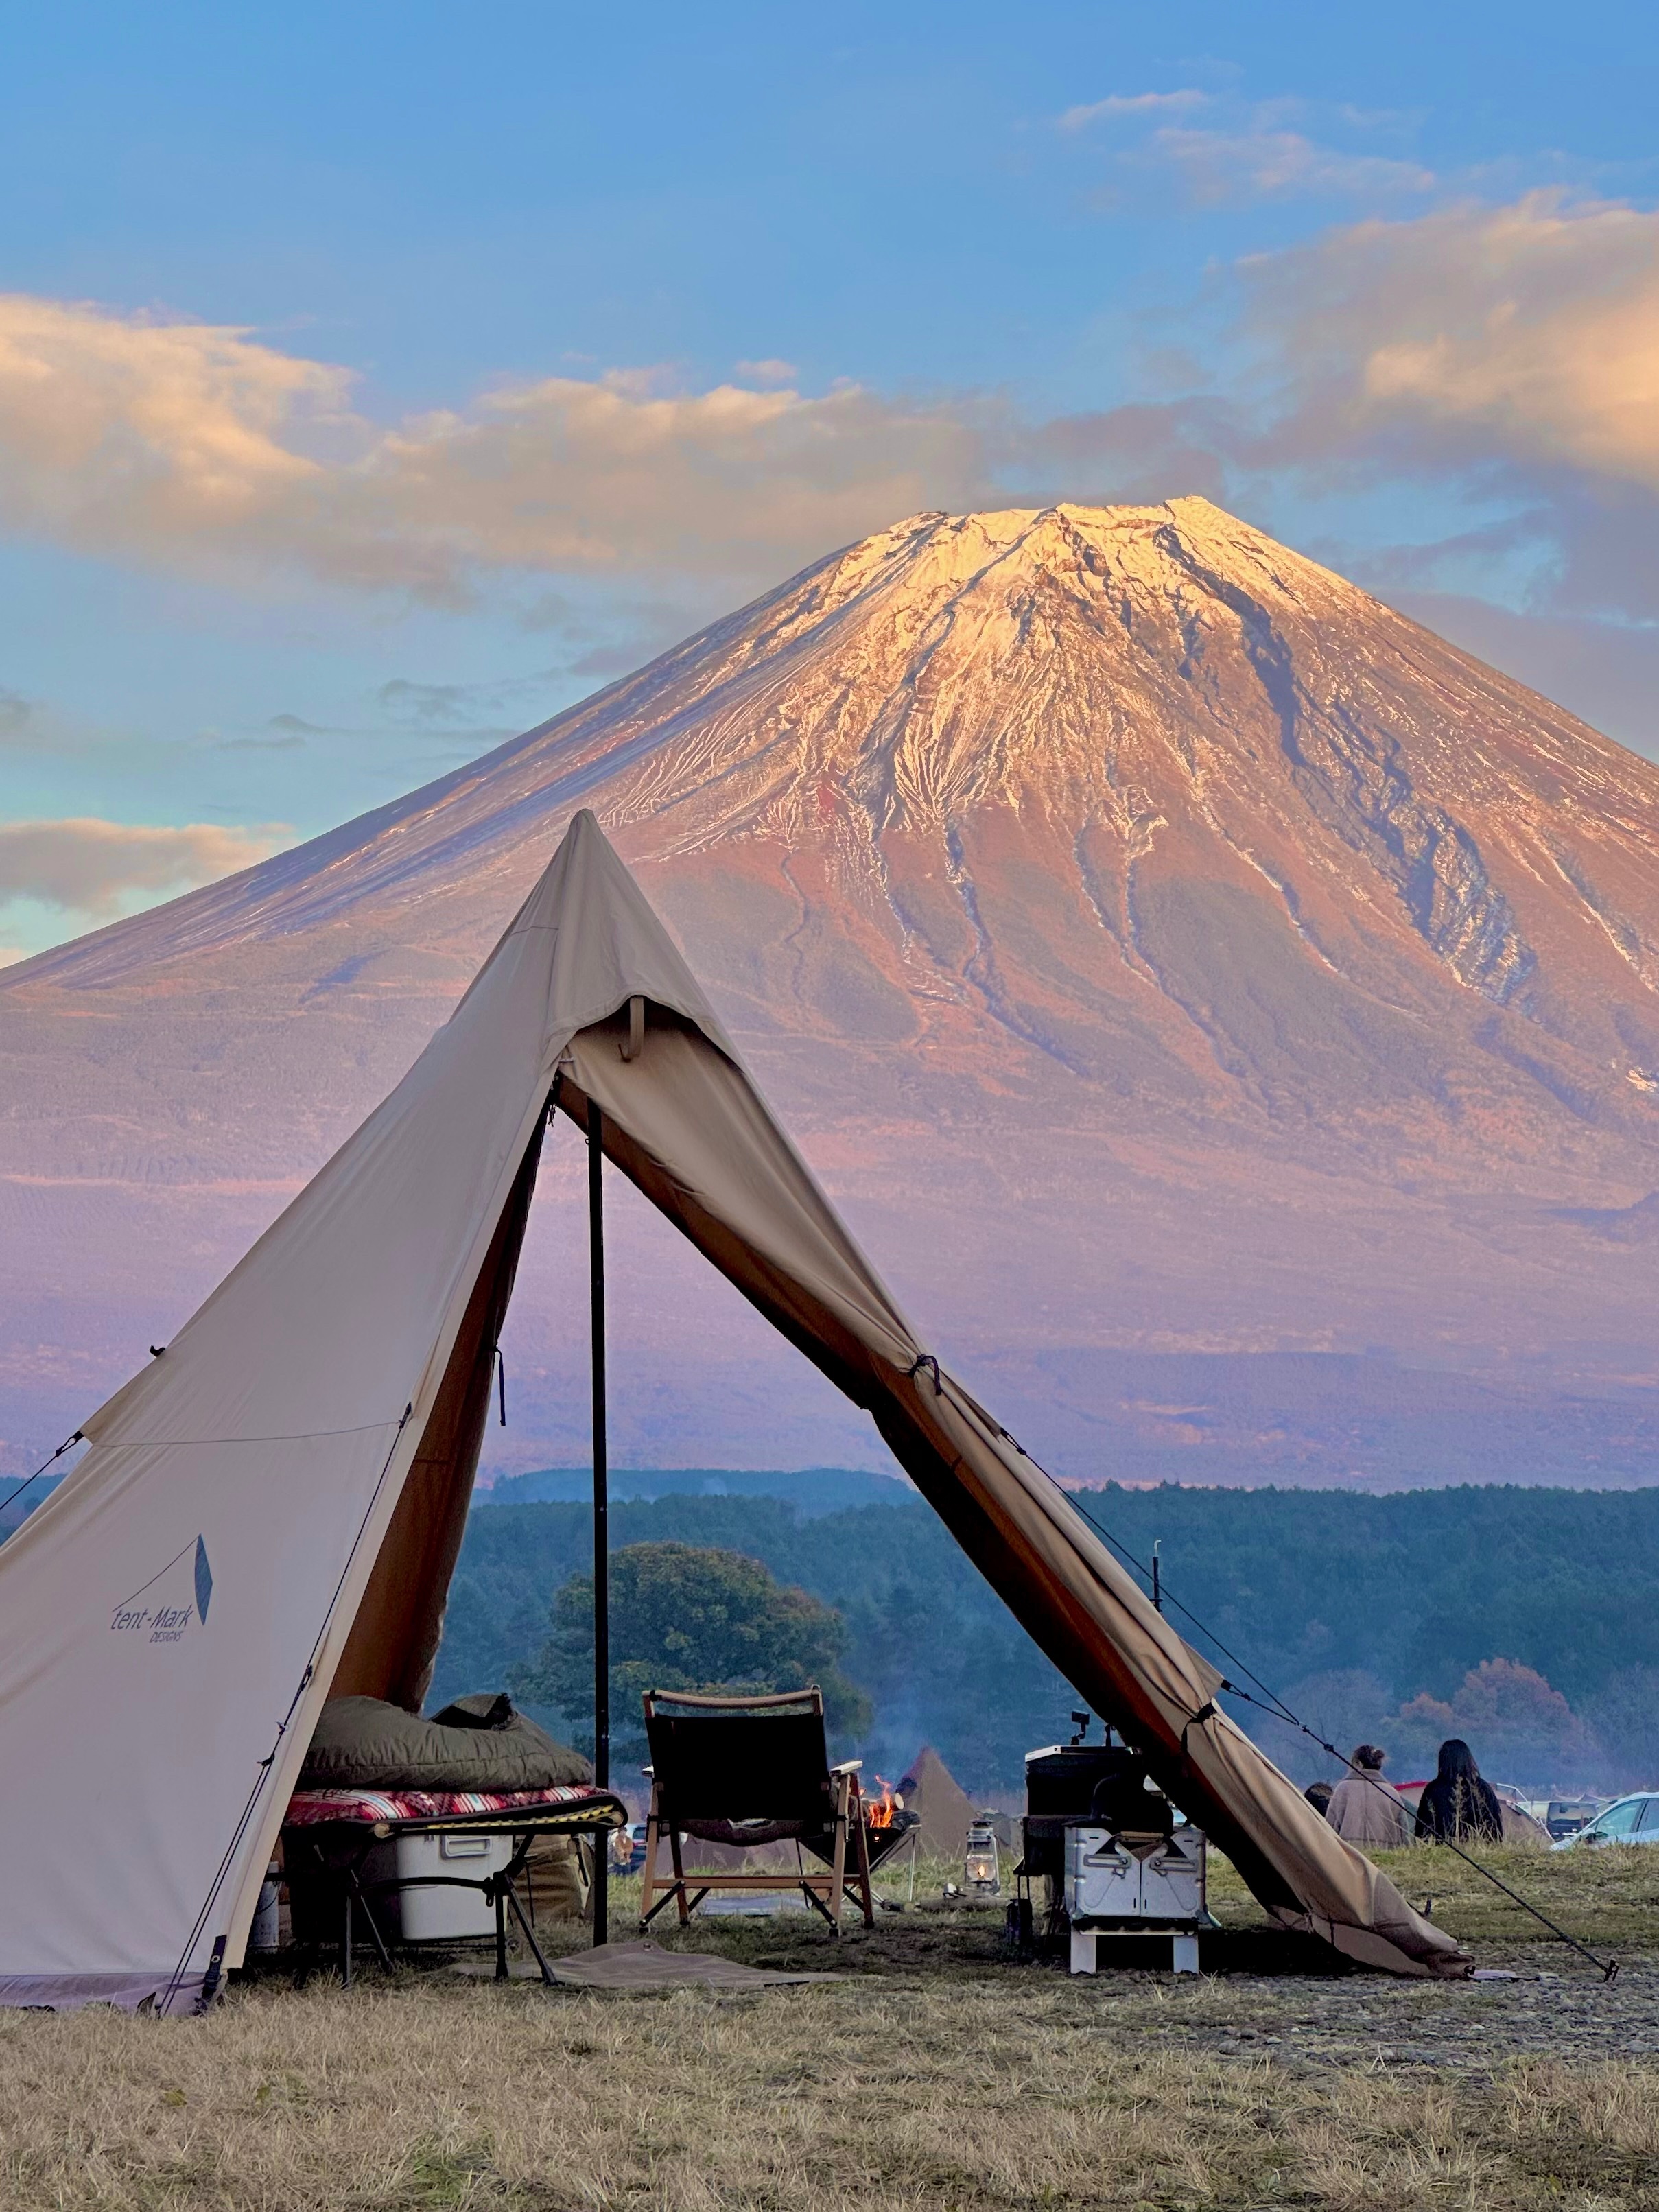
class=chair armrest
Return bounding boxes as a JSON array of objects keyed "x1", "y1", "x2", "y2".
[{"x1": 829, "y1": 1760, "x2": 863, "y2": 1776}]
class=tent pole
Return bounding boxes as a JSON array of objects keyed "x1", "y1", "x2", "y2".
[{"x1": 589, "y1": 1099, "x2": 609, "y2": 1949}]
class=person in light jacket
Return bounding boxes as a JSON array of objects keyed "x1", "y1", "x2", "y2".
[{"x1": 1324, "y1": 1744, "x2": 1411, "y2": 1849}]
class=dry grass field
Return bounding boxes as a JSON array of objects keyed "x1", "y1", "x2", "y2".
[{"x1": 3, "y1": 1847, "x2": 1658, "y2": 2211}]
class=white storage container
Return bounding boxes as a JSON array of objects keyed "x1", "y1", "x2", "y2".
[
  {"x1": 1064, "y1": 1823, "x2": 1206, "y2": 1924},
  {"x1": 1138, "y1": 1828, "x2": 1207, "y2": 1922},
  {"x1": 363, "y1": 1831, "x2": 513, "y2": 1942}
]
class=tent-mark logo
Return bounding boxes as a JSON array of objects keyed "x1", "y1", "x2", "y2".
[{"x1": 111, "y1": 1536, "x2": 213, "y2": 1644}]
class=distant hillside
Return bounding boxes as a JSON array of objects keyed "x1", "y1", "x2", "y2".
[
  {"x1": 436, "y1": 1483, "x2": 1659, "y2": 1793},
  {"x1": 0, "y1": 1473, "x2": 58, "y2": 1539},
  {"x1": 482, "y1": 1465, "x2": 913, "y2": 1516}
]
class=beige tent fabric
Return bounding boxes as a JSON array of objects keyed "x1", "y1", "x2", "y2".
[
  {"x1": 0, "y1": 816, "x2": 720, "y2": 2010},
  {"x1": 0, "y1": 810, "x2": 1464, "y2": 2009},
  {"x1": 558, "y1": 1013, "x2": 1466, "y2": 1978},
  {"x1": 329, "y1": 1133, "x2": 545, "y2": 1710},
  {"x1": 898, "y1": 1745, "x2": 979, "y2": 1857}
]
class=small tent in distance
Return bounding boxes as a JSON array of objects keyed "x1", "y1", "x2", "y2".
[
  {"x1": 0, "y1": 812, "x2": 1467, "y2": 2008},
  {"x1": 897, "y1": 1745, "x2": 980, "y2": 1858}
]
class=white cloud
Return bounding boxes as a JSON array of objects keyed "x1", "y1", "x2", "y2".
[
  {"x1": 0, "y1": 297, "x2": 998, "y2": 595},
  {"x1": 733, "y1": 357, "x2": 799, "y2": 386},
  {"x1": 1061, "y1": 89, "x2": 1435, "y2": 207},
  {"x1": 0, "y1": 818, "x2": 284, "y2": 918},
  {"x1": 0, "y1": 296, "x2": 350, "y2": 556},
  {"x1": 1059, "y1": 90, "x2": 1208, "y2": 130},
  {"x1": 1247, "y1": 193, "x2": 1659, "y2": 487},
  {"x1": 1151, "y1": 127, "x2": 1434, "y2": 204},
  {"x1": 7, "y1": 192, "x2": 1654, "y2": 639}
]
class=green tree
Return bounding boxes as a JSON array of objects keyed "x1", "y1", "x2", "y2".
[{"x1": 513, "y1": 1540, "x2": 871, "y2": 1763}]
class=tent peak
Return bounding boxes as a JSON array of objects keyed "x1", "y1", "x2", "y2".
[{"x1": 497, "y1": 809, "x2": 742, "y2": 1070}]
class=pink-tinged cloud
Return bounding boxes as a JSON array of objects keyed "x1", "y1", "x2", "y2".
[
  {"x1": 4, "y1": 196, "x2": 1659, "y2": 630},
  {"x1": 0, "y1": 296, "x2": 1000, "y2": 593},
  {"x1": 1247, "y1": 192, "x2": 1659, "y2": 489},
  {"x1": 1226, "y1": 191, "x2": 1659, "y2": 620},
  {"x1": 0, "y1": 819, "x2": 285, "y2": 918}
]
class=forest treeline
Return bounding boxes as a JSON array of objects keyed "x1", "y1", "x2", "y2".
[{"x1": 425, "y1": 1479, "x2": 1659, "y2": 1793}]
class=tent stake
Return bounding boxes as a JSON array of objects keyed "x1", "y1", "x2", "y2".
[{"x1": 589, "y1": 1099, "x2": 609, "y2": 1950}]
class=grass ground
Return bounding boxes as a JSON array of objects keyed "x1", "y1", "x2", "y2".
[{"x1": 3, "y1": 1846, "x2": 1658, "y2": 2210}]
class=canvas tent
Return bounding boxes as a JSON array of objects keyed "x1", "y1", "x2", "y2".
[
  {"x1": 0, "y1": 812, "x2": 1466, "y2": 2008},
  {"x1": 897, "y1": 1745, "x2": 980, "y2": 1858}
]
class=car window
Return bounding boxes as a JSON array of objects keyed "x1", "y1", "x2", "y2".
[
  {"x1": 1637, "y1": 1799, "x2": 1659, "y2": 1834},
  {"x1": 1595, "y1": 1798, "x2": 1644, "y2": 1838}
]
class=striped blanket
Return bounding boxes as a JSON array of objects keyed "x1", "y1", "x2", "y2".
[{"x1": 285, "y1": 1783, "x2": 622, "y2": 1828}]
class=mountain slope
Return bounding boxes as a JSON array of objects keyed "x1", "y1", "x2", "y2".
[{"x1": 8, "y1": 499, "x2": 1659, "y2": 1480}]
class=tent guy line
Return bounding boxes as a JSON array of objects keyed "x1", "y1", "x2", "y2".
[
  {"x1": 0, "y1": 1430, "x2": 83, "y2": 1525},
  {"x1": 783, "y1": 1138, "x2": 1608, "y2": 1980}
]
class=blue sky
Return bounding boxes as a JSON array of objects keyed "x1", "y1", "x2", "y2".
[{"x1": 3, "y1": 1, "x2": 1658, "y2": 956}]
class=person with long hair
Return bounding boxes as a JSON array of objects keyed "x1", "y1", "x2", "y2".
[{"x1": 1415, "y1": 1738, "x2": 1503, "y2": 1844}]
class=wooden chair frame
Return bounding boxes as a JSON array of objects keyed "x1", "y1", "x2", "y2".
[{"x1": 636, "y1": 1688, "x2": 875, "y2": 1932}]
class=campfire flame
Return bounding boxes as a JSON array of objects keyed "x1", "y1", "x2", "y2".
[{"x1": 865, "y1": 1776, "x2": 902, "y2": 1830}]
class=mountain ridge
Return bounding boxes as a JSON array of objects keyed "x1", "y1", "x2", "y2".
[{"x1": 8, "y1": 497, "x2": 1659, "y2": 1480}]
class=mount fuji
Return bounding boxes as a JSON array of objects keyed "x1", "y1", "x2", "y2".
[{"x1": 8, "y1": 499, "x2": 1659, "y2": 1485}]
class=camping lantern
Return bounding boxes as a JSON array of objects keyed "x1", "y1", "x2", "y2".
[{"x1": 964, "y1": 1820, "x2": 1000, "y2": 1895}]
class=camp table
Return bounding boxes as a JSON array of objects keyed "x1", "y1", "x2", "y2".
[{"x1": 283, "y1": 1785, "x2": 628, "y2": 1986}]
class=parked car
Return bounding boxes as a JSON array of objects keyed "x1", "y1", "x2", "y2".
[
  {"x1": 1546, "y1": 1797, "x2": 1603, "y2": 1840},
  {"x1": 1551, "y1": 1794, "x2": 1659, "y2": 1849},
  {"x1": 1487, "y1": 1783, "x2": 1553, "y2": 1845}
]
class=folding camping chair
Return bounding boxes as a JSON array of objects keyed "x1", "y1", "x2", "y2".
[{"x1": 638, "y1": 1687, "x2": 875, "y2": 1931}]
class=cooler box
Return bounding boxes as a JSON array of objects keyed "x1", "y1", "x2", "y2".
[{"x1": 364, "y1": 1830, "x2": 513, "y2": 1942}]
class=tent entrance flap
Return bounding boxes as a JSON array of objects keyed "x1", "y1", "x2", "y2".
[
  {"x1": 550, "y1": 961, "x2": 1469, "y2": 1982},
  {"x1": 329, "y1": 1111, "x2": 550, "y2": 1714}
]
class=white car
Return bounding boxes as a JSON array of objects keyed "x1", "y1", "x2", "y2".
[{"x1": 1551, "y1": 1793, "x2": 1659, "y2": 1849}]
